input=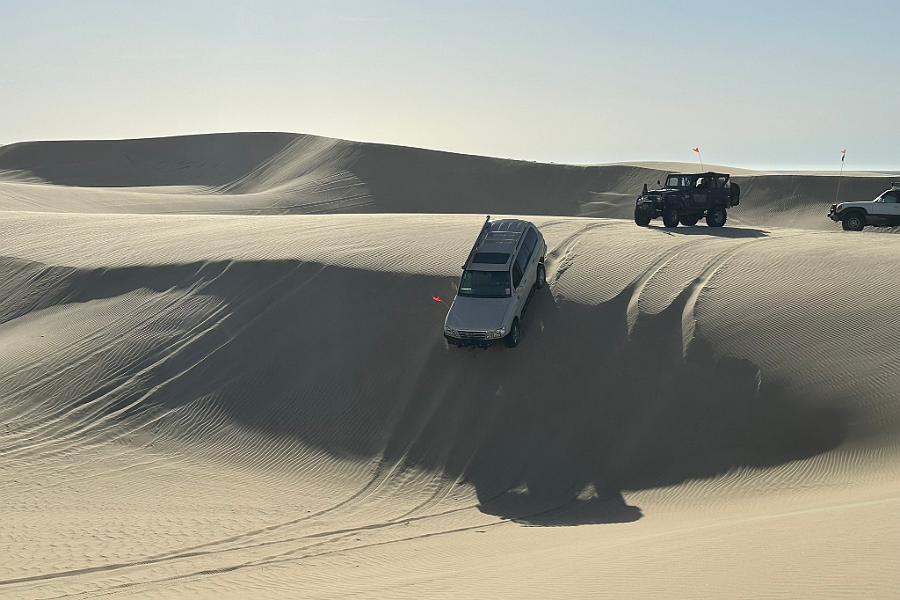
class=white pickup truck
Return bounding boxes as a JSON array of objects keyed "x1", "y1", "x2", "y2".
[{"x1": 829, "y1": 183, "x2": 900, "y2": 231}]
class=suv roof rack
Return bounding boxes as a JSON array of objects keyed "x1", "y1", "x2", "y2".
[{"x1": 463, "y1": 216, "x2": 491, "y2": 270}]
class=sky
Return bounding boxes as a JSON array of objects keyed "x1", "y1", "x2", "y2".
[{"x1": 2, "y1": 0, "x2": 898, "y2": 170}]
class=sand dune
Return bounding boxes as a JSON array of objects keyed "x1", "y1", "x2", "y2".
[
  {"x1": 1, "y1": 134, "x2": 899, "y2": 599},
  {"x1": 2, "y1": 133, "x2": 896, "y2": 228}
]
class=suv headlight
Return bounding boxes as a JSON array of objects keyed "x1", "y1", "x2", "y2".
[
  {"x1": 445, "y1": 327, "x2": 459, "y2": 337},
  {"x1": 487, "y1": 328, "x2": 506, "y2": 339},
  {"x1": 836, "y1": 203, "x2": 844, "y2": 210}
]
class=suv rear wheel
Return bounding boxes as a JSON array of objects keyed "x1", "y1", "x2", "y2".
[
  {"x1": 679, "y1": 214, "x2": 700, "y2": 226},
  {"x1": 504, "y1": 318, "x2": 520, "y2": 348},
  {"x1": 662, "y1": 206, "x2": 679, "y2": 228},
  {"x1": 706, "y1": 206, "x2": 727, "y2": 227},
  {"x1": 841, "y1": 212, "x2": 865, "y2": 231}
]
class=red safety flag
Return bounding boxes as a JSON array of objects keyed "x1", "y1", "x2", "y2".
[
  {"x1": 840, "y1": 148, "x2": 846, "y2": 162},
  {"x1": 692, "y1": 147, "x2": 701, "y2": 153},
  {"x1": 432, "y1": 295, "x2": 443, "y2": 303}
]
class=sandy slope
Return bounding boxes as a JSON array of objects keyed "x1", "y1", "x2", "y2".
[{"x1": 1, "y1": 135, "x2": 899, "y2": 599}]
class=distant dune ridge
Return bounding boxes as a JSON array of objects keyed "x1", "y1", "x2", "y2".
[
  {"x1": 1, "y1": 133, "x2": 899, "y2": 599},
  {"x1": 1, "y1": 132, "x2": 896, "y2": 225}
]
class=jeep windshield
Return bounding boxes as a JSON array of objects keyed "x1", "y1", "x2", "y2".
[
  {"x1": 665, "y1": 175, "x2": 693, "y2": 188},
  {"x1": 459, "y1": 270, "x2": 511, "y2": 298}
]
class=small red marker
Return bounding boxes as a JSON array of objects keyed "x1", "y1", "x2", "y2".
[{"x1": 432, "y1": 295, "x2": 443, "y2": 303}]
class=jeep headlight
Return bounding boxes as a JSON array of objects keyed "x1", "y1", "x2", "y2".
[{"x1": 836, "y1": 203, "x2": 844, "y2": 210}]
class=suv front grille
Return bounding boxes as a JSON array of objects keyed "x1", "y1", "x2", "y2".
[{"x1": 459, "y1": 330, "x2": 488, "y2": 340}]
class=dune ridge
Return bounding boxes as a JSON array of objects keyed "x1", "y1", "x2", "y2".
[
  {"x1": 1, "y1": 135, "x2": 899, "y2": 598},
  {"x1": 2, "y1": 132, "x2": 897, "y2": 228}
]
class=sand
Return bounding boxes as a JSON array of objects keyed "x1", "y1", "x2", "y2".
[{"x1": 1, "y1": 133, "x2": 899, "y2": 599}]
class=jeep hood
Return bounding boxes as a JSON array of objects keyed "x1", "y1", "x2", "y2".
[{"x1": 445, "y1": 295, "x2": 512, "y2": 331}]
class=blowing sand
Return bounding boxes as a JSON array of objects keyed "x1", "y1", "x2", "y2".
[{"x1": 1, "y1": 134, "x2": 899, "y2": 599}]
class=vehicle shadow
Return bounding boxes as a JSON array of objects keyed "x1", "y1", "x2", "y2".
[
  {"x1": 33, "y1": 260, "x2": 848, "y2": 528},
  {"x1": 643, "y1": 224, "x2": 769, "y2": 238},
  {"x1": 451, "y1": 284, "x2": 846, "y2": 525}
]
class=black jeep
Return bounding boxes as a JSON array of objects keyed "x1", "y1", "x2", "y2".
[{"x1": 634, "y1": 172, "x2": 741, "y2": 228}]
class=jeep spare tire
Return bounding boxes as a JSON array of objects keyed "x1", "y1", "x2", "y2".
[
  {"x1": 662, "y1": 206, "x2": 679, "y2": 228},
  {"x1": 706, "y1": 206, "x2": 727, "y2": 227}
]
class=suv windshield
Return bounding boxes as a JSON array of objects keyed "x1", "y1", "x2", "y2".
[
  {"x1": 459, "y1": 270, "x2": 511, "y2": 298},
  {"x1": 665, "y1": 175, "x2": 692, "y2": 188}
]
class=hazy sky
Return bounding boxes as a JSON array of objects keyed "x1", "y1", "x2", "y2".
[{"x1": 2, "y1": 0, "x2": 898, "y2": 169}]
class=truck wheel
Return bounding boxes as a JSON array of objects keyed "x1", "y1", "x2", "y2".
[
  {"x1": 662, "y1": 206, "x2": 679, "y2": 228},
  {"x1": 535, "y1": 263, "x2": 546, "y2": 289},
  {"x1": 634, "y1": 208, "x2": 651, "y2": 227},
  {"x1": 679, "y1": 215, "x2": 700, "y2": 226},
  {"x1": 706, "y1": 207, "x2": 727, "y2": 227},
  {"x1": 504, "y1": 319, "x2": 520, "y2": 348},
  {"x1": 841, "y1": 213, "x2": 865, "y2": 231}
]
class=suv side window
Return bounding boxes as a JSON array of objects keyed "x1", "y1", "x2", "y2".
[
  {"x1": 512, "y1": 262, "x2": 524, "y2": 288},
  {"x1": 522, "y1": 229, "x2": 537, "y2": 261},
  {"x1": 882, "y1": 191, "x2": 900, "y2": 203}
]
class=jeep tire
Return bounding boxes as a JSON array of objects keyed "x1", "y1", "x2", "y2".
[
  {"x1": 706, "y1": 206, "x2": 727, "y2": 227},
  {"x1": 662, "y1": 206, "x2": 679, "y2": 228},
  {"x1": 841, "y1": 212, "x2": 865, "y2": 231},
  {"x1": 504, "y1": 318, "x2": 520, "y2": 348},
  {"x1": 634, "y1": 207, "x2": 651, "y2": 227},
  {"x1": 679, "y1": 214, "x2": 700, "y2": 226}
]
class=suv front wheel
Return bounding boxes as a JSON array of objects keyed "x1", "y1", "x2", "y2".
[
  {"x1": 634, "y1": 207, "x2": 651, "y2": 227},
  {"x1": 841, "y1": 212, "x2": 865, "y2": 231},
  {"x1": 535, "y1": 262, "x2": 546, "y2": 289},
  {"x1": 504, "y1": 318, "x2": 520, "y2": 348}
]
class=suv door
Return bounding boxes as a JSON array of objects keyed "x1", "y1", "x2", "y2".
[
  {"x1": 711, "y1": 175, "x2": 728, "y2": 205},
  {"x1": 511, "y1": 229, "x2": 537, "y2": 313},
  {"x1": 691, "y1": 176, "x2": 709, "y2": 209},
  {"x1": 879, "y1": 190, "x2": 900, "y2": 225}
]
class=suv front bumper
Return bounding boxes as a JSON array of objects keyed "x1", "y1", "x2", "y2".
[
  {"x1": 444, "y1": 330, "x2": 504, "y2": 348},
  {"x1": 445, "y1": 334, "x2": 495, "y2": 348}
]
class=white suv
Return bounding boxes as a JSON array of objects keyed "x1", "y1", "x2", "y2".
[
  {"x1": 829, "y1": 183, "x2": 900, "y2": 230},
  {"x1": 444, "y1": 217, "x2": 547, "y2": 348}
]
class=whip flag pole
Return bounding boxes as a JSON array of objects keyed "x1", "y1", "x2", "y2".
[
  {"x1": 692, "y1": 146, "x2": 704, "y2": 171},
  {"x1": 834, "y1": 148, "x2": 846, "y2": 204}
]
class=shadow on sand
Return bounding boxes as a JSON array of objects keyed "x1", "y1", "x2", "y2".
[
  {"x1": 24, "y1": 259, "x2": 849, "y2": 528},
  {"x1": 643, "y1": 224, "x2": 769, "y2": 238}
]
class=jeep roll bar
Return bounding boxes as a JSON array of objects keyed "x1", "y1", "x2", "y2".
[{"x1": 463, "y1": 215, "x2": 492, "y2": 270}]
